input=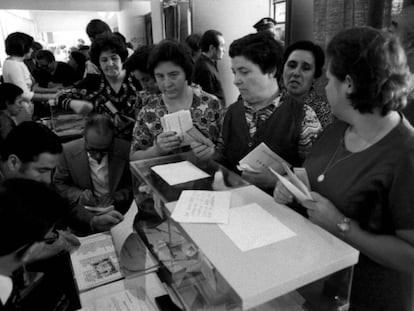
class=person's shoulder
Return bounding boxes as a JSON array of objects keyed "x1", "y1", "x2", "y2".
[{"x1": 63, "y1": 138, "x2": 84, "y2": 153}]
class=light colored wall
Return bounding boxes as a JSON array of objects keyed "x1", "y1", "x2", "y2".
[
  {"x1": 118, "y1": 0, "x2": 151, "y2": 47},
  {"x1": 0, "y1": 0, "x2": 119, "y2": 11},
  {"x1": 150, "y1": 0, "x2": 163, "y2": 43},
  {"x1": 192, "y1": 0, "x2": 271, "y2": 105},
  {"x1": 288, "y1": 0, "x2": 314, "y2": 44}
]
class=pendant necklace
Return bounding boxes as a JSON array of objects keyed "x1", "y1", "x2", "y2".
[
  {"x1": 317, "y1": 128, "x2": 371, "y2": 183},
  {"x1": 317, "y1": 138, "x2": 351, "y2": 182}
]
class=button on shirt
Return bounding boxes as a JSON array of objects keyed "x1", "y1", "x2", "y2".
[{"x1": 87, "y1": 153, "x2": 110, "y2": 197}]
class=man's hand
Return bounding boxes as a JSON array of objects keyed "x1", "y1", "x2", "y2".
[
  {"x1": 98, "y1": 193, "x2": 115, "y2": 207},
  {"x1": 90, "y1": 210, "x2": 124, "y2": 232},
  {"x1": 79, "y1": 189, "x2": 98, "y2": 207}
]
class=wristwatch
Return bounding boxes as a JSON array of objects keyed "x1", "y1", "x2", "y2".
[{"x1": 337, "y1": 217, "x2": 351, "y2": 235}]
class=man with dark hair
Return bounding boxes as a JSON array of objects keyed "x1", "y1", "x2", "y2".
[
  {"x1": 54, "y1": 114, "x2": 132, "y2": 215},
  {"x1": 192, "y1": 29, "x2": 226, "y2": 105},
  {"x1": 0, "y1": 178, "x2": 66, "y2": 309},
  {"x1": 0, "y1": 121, "x2": 124, "y2": 233},
  {"x1": 33, "y1": 49, "x2": 77, "y2": 90}
]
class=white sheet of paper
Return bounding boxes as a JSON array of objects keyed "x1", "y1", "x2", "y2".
[
  {"x1": 219, "y1": 203, "x2": 296, "y2": 252},
  {"x1": 239, "y1": 142, "x2": 290, "y2": 173},
  {"x1": 171, "y1": 190, "x2": 231, "y2": 224},
  {"x1": 151, "y1": 161, "x2": 210, "y2": 185}
]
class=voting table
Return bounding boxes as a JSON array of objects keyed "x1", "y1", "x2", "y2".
[{"x1": 129, "y1": 153, "x2": 359, "y2": 310}]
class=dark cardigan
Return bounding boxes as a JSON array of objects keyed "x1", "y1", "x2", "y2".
[{"x1": 220, "y1": 94, "x2": 304, "y2": 173}]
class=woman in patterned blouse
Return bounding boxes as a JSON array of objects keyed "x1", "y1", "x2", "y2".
[
  {"x1": 281, "y1": 40, "x2": 333, "y2": 128},
  {"x1": 130, "y1": 40, "x2": 223, "y2": 161},
  {"x1": 56, "y1": 33, "x2": 141, "y2": 140}
]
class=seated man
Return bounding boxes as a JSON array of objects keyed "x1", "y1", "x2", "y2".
[
  {"x1": 0, "y1": 121, "x2": 124, "y2": 234},
  {"x1": 33, "y1": 49, "x2": 77, "y2": 92},
  {"x1": 0, "y1": 178, "x2": 65, "y2": 309},
  {"x1": 54, "y1": 114, "x2": 132, "y2": 214}
]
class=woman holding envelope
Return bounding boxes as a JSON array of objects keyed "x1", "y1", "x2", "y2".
[
  {"x1": 129, "y1": 40, "x2": 223, "y2": 161},
  {"x1": 274, "y1": 27, "x2": 414, "y2": 311},
  {"x1": 218, "y1": 32, "x2": 322, "y2": 192}
]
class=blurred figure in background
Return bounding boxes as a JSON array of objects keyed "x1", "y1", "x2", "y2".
[
  {"x1": 124, "y1": 45, "x2": 159, "y2": 95},
  {"x1": 67, "y1": 50, "x2": 87, "y2": 82},
  {"x1": 23, "y1": 41, "x2": 43, "y2": 76},
  {"x1": 33, "y1": 49, "x2": 77, "y2": 91},
  {"x1": 0, "y1": 83, "x2": 23, "y2": 141},
  {"x1": 2, "y1": 32, "x2": 56, "y2": 121},
  {"x1": 185, "y1": 33, "x2": 202, "y2": 62},
  {"x1": 192, "y1": 29, "x2": 226, "y2": 105},
  {"x1": 84, "y1": 19, "x2": 112, "y2": 76}
]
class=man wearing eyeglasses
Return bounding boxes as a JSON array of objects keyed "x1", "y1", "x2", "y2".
[
  {"x1": 0, "y1": 121, "x2": 124, "y2": 234},
  {"x1": 32, "y1": 49, "x2": 77, "y2": 93},
  {"x1": 53, "y1": 113, "x2": 132, "y2": 217}
]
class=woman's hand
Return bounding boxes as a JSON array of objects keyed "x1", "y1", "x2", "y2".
[
  {"x1": 242, "y1": 169, "x2": 277, "y2": 189},
  {"x1": 302, "y1": 192, "x2": 345, "y2": 233},
  {"x1": 191, "y1": 141, "x2": 215, "y2": 161},
  {"x1": 155, "y1": 131, "x2": 182, "y2": 154},
  {"x1": 69, "y1": 99, "x2": 94, "y2": 115},
  {"x1": 273, "y1": 180, "x2": 294, "y2": 204}
]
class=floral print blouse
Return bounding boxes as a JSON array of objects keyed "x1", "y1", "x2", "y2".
[
  {"x1": 56, "y1": 71, "x2": 141, "y2": 140},
  {"x1": 131, "y1": 87, "x2": 223, "y2": 152}
]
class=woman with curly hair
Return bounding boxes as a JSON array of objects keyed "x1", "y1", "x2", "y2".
[
  {"x1": 274, "y1": 27, "x2": 414, "y2": 311},
  {"x1": 129, "y1": 40, "x2": 223, "y2": 161},
  {"x1": 56, "y1": 33, "x2": 140, "y2": 140}
]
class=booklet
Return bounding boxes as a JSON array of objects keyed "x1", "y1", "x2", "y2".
[
  {"x1": 238, "y1": 142, "x2": 291, "y2": 173},
  {"x1": 70, "y1": 203, "x2": 158, "y2": 292},
  {"x1": 161, "y1": 110, "x2": 193, "y2": 146},
  {"x1": 269, "y1": 165, "x2": 314, "y2": 204}
]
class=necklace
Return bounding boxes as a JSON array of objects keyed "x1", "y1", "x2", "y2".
[{"x1": 317, "y1": 127, "x2": 375, "y2": 183}]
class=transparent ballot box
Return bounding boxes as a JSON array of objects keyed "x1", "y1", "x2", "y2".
[{"x1": 130, "y1": 153, "x2": 359, "y2": 310}]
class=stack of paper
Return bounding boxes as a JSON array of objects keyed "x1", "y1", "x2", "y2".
[
  {"x1": 171, "y1": 190, "x2": 231, "y2": 224},
  {"x1": 161, "y1": 110, "x2": 193, "y2": 146}
]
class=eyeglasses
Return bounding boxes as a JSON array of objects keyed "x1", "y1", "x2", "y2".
[{"x1": 38, "y1": 229, "x2": 60, "y2": 245}]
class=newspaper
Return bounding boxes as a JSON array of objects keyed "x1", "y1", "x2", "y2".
[{"x1": 70, "y1": 203, "x2": 158, "y2": 292}]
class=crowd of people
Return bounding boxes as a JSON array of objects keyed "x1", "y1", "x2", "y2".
[{"x1": 0, "y1": 8, "x2": 414, "y2": 311}]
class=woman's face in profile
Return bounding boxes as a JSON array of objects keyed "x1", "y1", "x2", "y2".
[
  {"x1": 99, "y1": 50, "x2": 123, "y2": 79},
  {"x1": 154, "y1": 61, "x2": 187, "y2": 100},
  {"x1": 283, "y1": 50, "x2": 316, "y2": 99},
  {"x1": 231, "y1": 55, "x2": 276, "y2": 104}
]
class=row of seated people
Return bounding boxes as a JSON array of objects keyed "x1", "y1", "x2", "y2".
[{"x1": 0, "y1": 23, "x2": 414, "y2": 311}]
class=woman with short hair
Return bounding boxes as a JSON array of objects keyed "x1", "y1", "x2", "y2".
[
  {"x1": 219, "y1": 32, "x2": 321, "y2": 192},
  {"x1": 274, "y1": 27, "x2": 414, "y2": 311},
  {"x1": 2, "y1": 32, "x2": 56, "y2": 121},
  {"x1": 281, "y1": 40, "x2": 333, "y2": 127},
  {"x1": 56, "y1": 33, "x2": 141, "y2": 140},
  {"x1": 129, "y1": 40, "x2": 223, "y2": 161}
]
